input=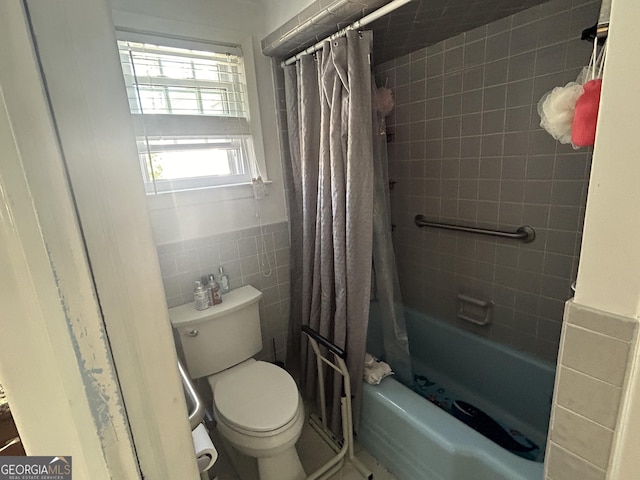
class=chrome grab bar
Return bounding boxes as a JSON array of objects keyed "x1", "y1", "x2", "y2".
[
  {"x1": 178, "y1": 359, "x2": 205, "y2": 431},
  {"x1": 0, "y1": 437, "x2": 21, "y2": 454},
  {"x1": 414, "y1": 215, "x2": 535, "y2": 243}
]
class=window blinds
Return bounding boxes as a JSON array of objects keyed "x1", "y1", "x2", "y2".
[{"x1": 117, "y1": 39, "x2": 250, "y2": 136}]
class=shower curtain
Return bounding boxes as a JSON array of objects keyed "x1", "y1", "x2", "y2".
[
  {"x1": 369, "y1": 101, "x2": 412, "y2": 386},
  {"x1": 283, "y1": 30, "x2": 410, "y2": 431}
]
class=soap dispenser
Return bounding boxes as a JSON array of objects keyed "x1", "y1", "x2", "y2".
[
  {"x1": 217, "y1": 266, "x2": 230, "y2": 294},
  {"x1": 208, "y1": 274, "x2": 222, "y2": 305}
]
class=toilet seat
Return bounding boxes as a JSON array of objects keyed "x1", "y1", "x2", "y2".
[{"x1": 213, "y1": 361, "x2": 299, "y2": 433}]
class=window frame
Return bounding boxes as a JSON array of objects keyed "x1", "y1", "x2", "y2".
[
  {"x1": 136, "y1": 135, "x2": 257, "y2": 194},
  {"x1": 116, "y1": 31, "x2": 268, "y2": 195}
]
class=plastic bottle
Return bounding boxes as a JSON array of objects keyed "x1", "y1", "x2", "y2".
[
  {"x1": 193, "y1": 280, "x2": 209, "y2": 311},
  {"x1": 208, "y1": 274, "x2": 222, "y2": 305},
  {"x1": 217, "y1": 266, "x2": 230, "y2": 294}
]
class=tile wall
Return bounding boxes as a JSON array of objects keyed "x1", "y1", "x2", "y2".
[
  {"x1": 545, "y1": 301, "x2": 638, "y2": 480},
  {"x1": 266, "y1": 2, "x2": 637, "y2": 479},
  {"x1": 156, "y1": 221, "x2": 291, "y2": 362},
  {"x1": 375, "y1": 0, "x2": 600, "y2": 363}
]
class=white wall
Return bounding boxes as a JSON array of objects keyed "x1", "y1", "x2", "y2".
[
  {"x1": 260, "y1": 0, "x2": 316, "y2": 34},
  {"x1": 0, "y1": 84, "x2": 131, "y2": 480},
  {"x1": 110, "y1": 0, "x2": 266, "y2": 32},
  {"x1": 0, "y1": 0, "x2": 171, "y2": 477},
  {"x1": 570, "y1": 0, "x2": 640, "y2": 477},
  {"x1": 19, "y1": 0, "x2": 203, "y2": 477},
  {"x1": 574, "y1": 0, "x2": 640, "y2": 320},
  {"x1": 110, "y1": 0, "x2": 288, "y2": 244}
]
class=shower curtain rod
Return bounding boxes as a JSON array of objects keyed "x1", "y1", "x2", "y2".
[{"x1": 281, "y1": 0, "x2": 414, "y2": 67}]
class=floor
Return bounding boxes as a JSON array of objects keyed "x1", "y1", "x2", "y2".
[{"x1": 207, "y1": 405, "x2": 397, "y2": 480}]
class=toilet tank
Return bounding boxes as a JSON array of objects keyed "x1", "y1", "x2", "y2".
[{"x1": 169, "y1": 285, "x2": 263, "y2": 379}]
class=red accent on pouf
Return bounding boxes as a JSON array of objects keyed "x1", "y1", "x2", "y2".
[{"x1": 571, "y1": 79, "x2": 602, "y2": 147}]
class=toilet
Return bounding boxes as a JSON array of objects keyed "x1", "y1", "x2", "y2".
[{"x1": 169, "y1": 285, "x2": 305, "y2": 480}]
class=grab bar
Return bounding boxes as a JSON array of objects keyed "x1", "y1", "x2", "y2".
[
  {"x1": 414, "y1": 215, "x2": 535, "y2": 243},
  {"x1": 302, "y1": 325, "x2": 345, "y2": 359},
  {"x1": 178, "y1": 359, "x2": 205, "y2": 431},
  {"x1": 0, "y1": 437, "x2": 21, "y2": 454}
]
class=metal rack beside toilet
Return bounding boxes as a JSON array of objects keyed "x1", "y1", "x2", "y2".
[{"x1": 302, "y1": 326, "x2": 372, "y2": 480}]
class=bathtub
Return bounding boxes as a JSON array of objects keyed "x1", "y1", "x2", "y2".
[{"x1": 359, "y1": 308, "x2": 556, "y2": 480}]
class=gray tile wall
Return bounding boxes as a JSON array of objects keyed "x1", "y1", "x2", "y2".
[
  {"x1": 545, "y1": 301, "x2": 638, "y2": 480},
  {"x1": 375, "y1": 0, "x2": 600, "y2": 363},
  {"x1": 156, "y1": 221, "x2": 291, "y2": 362}
]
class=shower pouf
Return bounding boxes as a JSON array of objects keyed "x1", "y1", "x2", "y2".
[
  {"x1": 375, "y1": 87, "x2": 394, "y2": 116},
  {"x1": 571, "y1": 78, "x2": 602, "y2": 147},
  {"x1": 537, "y1": 81, "x2": 584, "y2": 147}
]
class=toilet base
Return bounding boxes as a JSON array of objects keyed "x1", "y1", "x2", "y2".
[
  {"x1": 216, "y1": 429, "x2": 305, "y2": 480},
  {"x1": 257, "y1": 446, "x2": 305, "y2": 480},
  {"x1": 215, "y1": 433, "x2": 259, "y2": 480}
]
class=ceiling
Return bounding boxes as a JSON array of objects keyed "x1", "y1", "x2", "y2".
[
  {"x1": 369, "y1": 0, "x2": 549, "y2": 64},
  {"x1": 262, "y1": 0, "x2": 555, "y2": 64}
]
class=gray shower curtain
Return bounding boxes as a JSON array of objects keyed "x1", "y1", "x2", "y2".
[{"x1": 284, "y1": 30, "x2": 374, "y2": 429}]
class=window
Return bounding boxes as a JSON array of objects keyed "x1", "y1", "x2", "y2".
[{"x1": 117, "y1": 36, "x2": 256, "y2": 194}]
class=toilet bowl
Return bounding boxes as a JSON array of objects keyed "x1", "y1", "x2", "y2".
[{"x1": 210, "y1": 361, "x2": 305, "y2": 480}]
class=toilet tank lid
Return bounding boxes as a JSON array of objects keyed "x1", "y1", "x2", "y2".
[{"x1": 168, "y1": 285, "x2": 262, "y2": 327}]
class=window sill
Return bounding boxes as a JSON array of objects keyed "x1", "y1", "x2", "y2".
[{"x1": 145, "y1": 180, "x2": 272, "y2": 211}]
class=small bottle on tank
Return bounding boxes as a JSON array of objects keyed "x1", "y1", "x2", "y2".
[
  {"x1": 217, "y1": 266, "x2": 230, "y2": 294},
  {"x1": 208, "y1": 274, "x2": 223, "y2": 305},
  {"x1": 193, "y1": 280, "x2": 209, "y2": 311}
]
